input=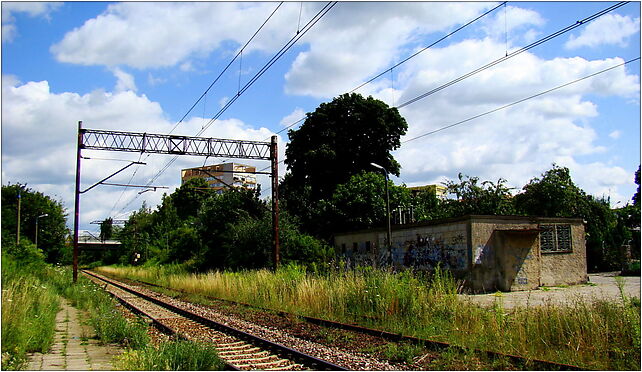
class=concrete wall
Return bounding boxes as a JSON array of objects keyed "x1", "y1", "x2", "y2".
[
  {"x1": 334, "y1": 216, "x2": 587, "y2": 292},
  {"x1": 539, "y1": 223, "x2": 588, "y2": 286}
]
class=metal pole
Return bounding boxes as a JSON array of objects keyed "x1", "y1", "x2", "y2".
[
  {"x1": 73, "y1": 121, "x2": 83, "y2": 283},
  {"x1": 383, "y1": 170, "x2": 391, "y2": 254},
  {"x1": 270, "y1": 135, "x2": 280, "y2": 270},
  {"x1": 16, "y1": 191, "x2": 21, "y2": 245},
  {"x1": 35, "y1": 217, "x2": 39, "y2": 249}
]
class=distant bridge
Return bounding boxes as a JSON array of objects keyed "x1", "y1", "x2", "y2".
[{"x1": 77, "y1": 236, "x2": 122, "y2": 251}]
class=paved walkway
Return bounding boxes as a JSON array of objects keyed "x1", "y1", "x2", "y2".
[
  {"x1": 26, "y1": 299, "x2": 123, "y2": 370},
  {"x1": 462, "y1": 272, "x2": 641, "y2": 309}
]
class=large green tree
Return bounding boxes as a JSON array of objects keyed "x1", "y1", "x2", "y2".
[
  {"x1": 284, "y1": 93, "x2": 408, "y2": 203},
  {"x1": 443, "y1": 173, "x2": 516, "y2": 217},
  {"x1": 1, "y1": 184, "x2": 69, "y2": 264}
]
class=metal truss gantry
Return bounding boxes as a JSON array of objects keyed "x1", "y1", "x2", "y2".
[{"x1": 72, "y1": 121, "x2": 280, "y2": 282}]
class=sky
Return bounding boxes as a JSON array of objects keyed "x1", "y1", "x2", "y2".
[{"x1": 2, "y1": 1, "x2": 640, "y2": 234}]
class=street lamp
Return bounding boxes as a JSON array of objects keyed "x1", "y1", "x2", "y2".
[
  {"x1": 35, "y1": 213, "x2": 48, "y2": 249},
  {"x1": 370, "y1": 163, "x2": 392, "y2": 258}
]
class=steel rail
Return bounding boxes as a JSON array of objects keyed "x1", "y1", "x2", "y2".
[
  {"x1": 113, "y1": 274, "x2": 586, "y2": 370},
  {"x1": 82, "y1": 270, "x2": 347, "y2": 371}
]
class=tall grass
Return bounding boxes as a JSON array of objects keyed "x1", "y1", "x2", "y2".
[
  {"x1": 1, "y1": 259, "x2": 59, "y2": 370},
  {"x1": 115, "y1": 340, "x2": 224, "y2": 370},
  {"x1": 98, "y1": 263, "x2": 641, "y2": 370}
]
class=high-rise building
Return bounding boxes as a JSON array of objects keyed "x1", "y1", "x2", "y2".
[{"x1": 181, "y1": 163, "x2": 257, "y2": 194}]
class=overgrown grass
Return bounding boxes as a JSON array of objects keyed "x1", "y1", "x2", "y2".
[
  {"x1": 98, "y1": 263, "x2": 641, "y2": 370},
  {"x1": 115, "y1": 340, "x2": 224, "y2": 370},
  {"x1": 1, "y1": 256, "x2": 59, "y2": 370}
]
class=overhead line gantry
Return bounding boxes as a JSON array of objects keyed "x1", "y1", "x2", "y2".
[{"x1": 72, "y1": 122, "x2": 280, "y2": 282}]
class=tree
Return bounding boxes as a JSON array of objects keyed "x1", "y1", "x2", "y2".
[
  {"x1": 99, "y1": 217, "x2": 113, "y2": 242},
  {"x1": 443, "y1": 173, "x2": 516, "y2": 217},
  {"x1": 513, "y1": 165, "x2": 587, "y2": 217},
  {"x1": 513, "y1": 165, "x2": 625, "y2": 272},
  {"x1": 284, "y1": 93, "x2": 408, "y2": 203},
  {"x1": 1, "y1": 184, "x2": 69, "y2": 264},
  {"x1": 318, "y1": 171, "x2": 412, "y2": 235}
]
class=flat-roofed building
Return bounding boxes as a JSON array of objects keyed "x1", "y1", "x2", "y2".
[
  {"x1": 408, "y1": 184, "x2": 447, "y2": 198},
  {"x1": 181, "y1": 163, "x2": 257, "y2": 194}
]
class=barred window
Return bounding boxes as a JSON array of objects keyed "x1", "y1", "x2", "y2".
[{"x1": 540, "y1": 224, "x2": 572, "y2": 253}]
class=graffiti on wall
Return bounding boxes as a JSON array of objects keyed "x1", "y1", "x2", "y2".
[{"x1": 401, "y1": 233, "x2": 467, "y2": 270}]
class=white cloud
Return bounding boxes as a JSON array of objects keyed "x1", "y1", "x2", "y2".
[
  {"x1": 481, "y1": 5, "x2": 545, "y2": 44},
  {"x1": 368, "y1": 37, "x2": 640, "y2": 206},
  {"x1": 609, "y1": 130, "x2": 622, "y2": 139},
  {"x1": 147, "y1": 73, "x2": 166, "y2": 86},
  {"x1": 49, "y1": 2, "x2": 301, "y2": 69},
  {"x1": 2, "y1": 2, "x2": 62, "y2": 42},
  {"x1": 279, "y1": 107, "x2": 306, "y2": 127},
  {"x1": 284, "y1": 2, "x2": 494, "y2": 98},
  {"x1": 565, "y1": 14, "x2": 640, "y2": 49},
  {"x1": 111, "y1": 67, "x2": 137, "y2": 92},
  {"x1": 1, "y1": 77, "x2": 284, "y2": 229}
]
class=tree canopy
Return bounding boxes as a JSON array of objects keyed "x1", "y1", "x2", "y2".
[
  {"x1": 284, "y1": 93, "x2": 408, "y2": 202},
  {"x1": 1, "y1": 184, "x2": 69, "y2": 264}
]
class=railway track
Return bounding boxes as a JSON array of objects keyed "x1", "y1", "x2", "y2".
[
  {"x1": 91, "y1": 271, "x2": 586, "y2": 371},
  {"x1": 82, "y1": 270, "x2": 347, "y2": 371}
]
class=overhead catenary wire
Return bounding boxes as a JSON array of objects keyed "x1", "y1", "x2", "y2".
[
  {"x1": 395, "y1": 1, "x2": 628, "y2": 108},
  {"x1": 274, "y1": 2, "x2": 506, "y2": 138},
  {"x1": 117, "y1": 2, "x2": 337, "y2": 217},
  {"x1": 109, "y1": 3, "x2": 284, "y2": 218},
  {"x1": 402, "y1": 57, "x2": 640, "y2": 144}
]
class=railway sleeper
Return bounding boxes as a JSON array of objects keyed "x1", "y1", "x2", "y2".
[{"x1": 218, "y1": 347, "x2": 264, "y2": 356}]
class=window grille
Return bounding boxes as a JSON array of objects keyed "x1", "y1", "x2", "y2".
[{"x1": 540, "y1": 224, "x2": 572, "y2": 253}]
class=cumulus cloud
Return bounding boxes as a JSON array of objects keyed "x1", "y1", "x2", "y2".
[
  {"x1": 1, "y1": 77, "x2": 284, "y2": 229},
  {"x1": 279, "y1": 107, "x2": 306, "y2": 127},
  {"x1": 49, "y1": 2, "x2": 302, "y2": 68},
  {"x1": 284, "y1": 2, "x2": 494, "y2": 98},
  {"x1": 366, "y1": 37, "x2": 640, "y2": 205},
  {"x1": 565, "y1": 14, "x2": 640, "y2": 49},
  {"x1": 2, "y1": 2, "x2": 62, "y2": 42},
  {"x1": 111, "y1": 67, "x2": 137, "y2": 92},
  {"x1": 480, "y1": 5, "x2": 545, "y2": 44}
]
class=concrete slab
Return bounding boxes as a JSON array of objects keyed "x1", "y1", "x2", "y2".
[{"x1": 26, "y1": 299, "x2": 124, "y2": 370}]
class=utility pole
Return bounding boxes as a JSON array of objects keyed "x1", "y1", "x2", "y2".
[
  {"x1": 16, "y1": 190, "x2": 21, "y2": 245},
  {"x1": 73, "y1": 121, "x2": 83, "y2": 283},
  {"x1": 271, "y1": 135, "x2": 280, "y2": 270}
]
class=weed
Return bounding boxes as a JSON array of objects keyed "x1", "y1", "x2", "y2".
[{"x1": 115, "y1": 340, "x2": 224, "y2": 370}]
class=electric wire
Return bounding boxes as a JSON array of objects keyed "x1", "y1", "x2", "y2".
[
  {"x1": 395, "y1": 1, "x2": 628, "y2": 108},
  {"x1": 274, "y1": 2, "x2": 505, "y2": 138},
  {"x1": 109, "y1": 4, "x2": 284, "y2": 218},
  {"x1": 116, "y1": 2, "x2": 337, "y2": 217},
  {"x1": 401, "y1": 57, "x2": 640, "y2": 144},
  {"x1": 143, "y1": 2, "x2": 337, "y2": 188}
]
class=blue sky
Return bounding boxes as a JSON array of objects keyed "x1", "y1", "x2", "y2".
[{"x1": 2, "y1": 1, "x2": 640, "y2": 233}]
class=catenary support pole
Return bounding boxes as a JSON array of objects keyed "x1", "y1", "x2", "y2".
[
  {"x1": 73, "y1": 121, "x2": 83, "y2": 283},
  {"x1": 270, "y1": 135, "x2": 280, "y2": 270}
]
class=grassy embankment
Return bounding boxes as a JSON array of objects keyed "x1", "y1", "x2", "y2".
[
  {"x1": 98, "y1": 263, "x2": 641, "y2": 370},
  {"x1": 1, "y1": 254, "x2": 223, "y2": 370}
]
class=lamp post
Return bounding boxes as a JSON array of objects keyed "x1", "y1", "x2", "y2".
[
  {"x1": 370, "y1": 163, "x2": 392, "y2": 257},
  {"x1": 35, "y1": 213, "x2": 48, "y2": 249}
]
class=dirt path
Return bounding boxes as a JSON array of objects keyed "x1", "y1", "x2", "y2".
[
  {"x1": 26, "y1": 299, "x2": 123, "y2": 370},
  {"x1": 461, "y1": 272, "x2": 641, "y2": 309}
]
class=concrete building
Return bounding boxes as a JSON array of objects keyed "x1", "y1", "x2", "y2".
[
  {"x1": 407, "y1": 184, "x2": 448, "y2": 198},
  {"x1": 334, "y1": 215, "x2": 587, "y2": 292},
  {"x1": 181, "y1": 163, "x2": 257, "y2": 194}
]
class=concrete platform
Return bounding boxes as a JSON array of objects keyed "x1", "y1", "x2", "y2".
[{"x1": 26, "y1": 299, "x2": 123, "y2": 370}]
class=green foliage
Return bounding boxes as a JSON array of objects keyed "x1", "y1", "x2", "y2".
[
  {"x1": 285, "y1": 93, "x2": 408, "y2": 202},
  {"x1": 99, "y1": 217, "x2": 113, "y2": 242},
  {"x1": 1, "y1": 254, "x2": 59, "y2": 370},
  {"x1": 443, "y1": 173, "x2": 516, "y2": 216},
  {"x1": 1, "y1": 183, "x2": 70, "y2": 264},
  {"x1": 514, "y1": 165, "x2": 587, "y2": 217},
  {"x1": 115, "y1": 340, "x2": 224, "y2": 370},
  {"x1": 319, "y1": 171, "x2": 412, "y2": 234},
  {"x1": 105, "y1": 264, "x2": 640, "y2": 370}
]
